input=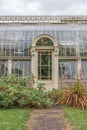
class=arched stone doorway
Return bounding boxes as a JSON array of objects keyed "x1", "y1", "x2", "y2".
[{"x1": 31, "y1": 34, "x2": 59, "y2": 90}]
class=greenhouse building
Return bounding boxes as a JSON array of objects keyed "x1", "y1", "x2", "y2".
[{"x1": 0, "y1": 16, "x2": 87, "y2": 90}]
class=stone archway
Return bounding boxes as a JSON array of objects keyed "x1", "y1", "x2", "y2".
[
  {"x1": 31, "y1": 34, "x2": 59, "y2": 90},
  {"x1": 32, "y1": 34, "x2": 58, "y2": 46}
]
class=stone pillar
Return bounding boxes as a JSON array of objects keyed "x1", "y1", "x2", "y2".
[
  {"x1": 31, "y1": 47, "x2": 37, "y2": 88},
  {"x1": 78, "y1": 59, "x2": 82, "y2": 80},
  {"x1": 8, "y1": 59, "x2": 12, "y2": 75},
  {"x1": 53, "y1": 47, "x2": 59, "y2": 89}
]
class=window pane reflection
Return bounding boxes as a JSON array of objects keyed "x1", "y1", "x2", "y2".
[
  {"x1": 59, "y1": 61, "x2": 77, "y2": 80},
  {"x1": 82, "y1": 61, "x2": 87, "y2": 79},
  {"x1": 59, "y1": 43, "x2": 76, "y2": 56},
  {"x1": 0, "y1": 61, "x2": 8, "y2": 76},
  {"x1": 36, "y1": 38, "x2": 53, "y2": 46},
  {"x1": 38, "y1": 51, "x2": 52, "y2": 80},
  {"x1": 0, "y1": 28, "x2": 32, "y2": 57},
  {"x1": 79, "y1": 31, "x2": 87, "y2": 56},
  {"x1": 12, "y1": 61, "x2": 31, "y2": 77}
]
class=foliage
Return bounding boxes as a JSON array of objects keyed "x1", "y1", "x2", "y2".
[
  {"x1": 1, "y1": 75, "x2": 87, "y2": 110},
  {"x1": 1, "y1": 74, "x2": 29, "y2": 86},
  {"x1": 18, "y1": 83, "x2": 52, "y2": 109},
  {"x1": 0, "y1": 75, "x2": 52, "y2": 109},
  {"x1": 65, "y1": 107, "x2": 87, "y2": 130},
  {"x1": 56, "y1": 80, "x2": 87, "y2": 110},
  {"x1": 0, "y1": 108, "x2": 31, "y2": 130},
  {"x1": 47, "y1": 88, "x2": 63, "y2": 104}
]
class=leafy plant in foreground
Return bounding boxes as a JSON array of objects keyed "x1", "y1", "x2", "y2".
[{"x1": 18, "y1": 83, "x2": 52, "y2": 109}]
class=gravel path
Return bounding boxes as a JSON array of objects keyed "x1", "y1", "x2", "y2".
[{"x1": 27, "y1": 107, "x2": 71, "y2": 130}]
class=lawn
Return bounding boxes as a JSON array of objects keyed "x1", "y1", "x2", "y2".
[
  {"x1": 0, "y1": 108, "x2": 31, "y2": 130},
  {"x1": 65, "y1": 107, "x2": 87, "y2": 130}
]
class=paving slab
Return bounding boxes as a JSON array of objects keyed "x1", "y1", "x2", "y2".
[{"x1": 27, "y1": 107, "x2": 71, "y2": 130}]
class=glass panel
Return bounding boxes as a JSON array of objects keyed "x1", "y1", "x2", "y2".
[
  {"x1": 12, "y1": 61, "x2": 31, "y2": 77},
  {"x1": 59, "y1": 43, "x2": 76, "y2": 56},
  {"x1": 80, "y1": 42, "x2": 87, "y2": 56},
  {"x1": 82, "y1": 61, "x2": 87, "y2": 79},
  {"x1": 38, "y1": 51, "x2": 52, "y2": 80},
  {"x1": 0, "y1": 27, "x2": 32, "y2": 57},
  {"x1": 58, "y1": 31, "x2": 76, "y2": 56},
  {"x1": 59, "y1": 61, "x2": 77, "y2": 80},
  {"x1": 1, "y1": 25, "x2": 87, "y2": 57},
  {"x1": 79, "y1": 31, "x2": 87, "y2": 56},
  {"x1": 0, "y1": 61, "x2": 8, "y2": 76},
  {"x1": 36, "y1": 38, "x2": 53, "y2": 46}
]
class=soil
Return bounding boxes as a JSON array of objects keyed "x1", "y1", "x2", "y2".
[{"x1": 27, "y1": 106, "x2": 71, "y2": 130}]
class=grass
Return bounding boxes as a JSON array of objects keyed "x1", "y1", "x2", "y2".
[
  {"x1": 0, "y1": 108, "x2": 31, "y2": 130},
  {"x1": 65, "y1": 107, "x2": 87, "y2": 130}
]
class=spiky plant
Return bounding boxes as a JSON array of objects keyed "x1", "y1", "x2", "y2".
[{"x1": 56, "y1": 80, "x2": 87, "y2": 110}]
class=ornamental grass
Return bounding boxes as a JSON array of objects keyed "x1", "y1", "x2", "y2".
[{"x1": 56, "y1": 80, "x2": 87, "y2": 110}]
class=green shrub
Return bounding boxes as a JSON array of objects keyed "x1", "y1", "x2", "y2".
[
  {"x1": 0, "y1": 84, "x2": 20, "y2": 108},
  {"x1": 0, "y1": 76, "x2": 52, "y2": 109},
  {"x1": 18, "y1": 83, "x2": 52, "y2": 109}
]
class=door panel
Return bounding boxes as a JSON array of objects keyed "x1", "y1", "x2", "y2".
[{"x1": 38, "y1": 51, "x2": 52, "y2": 80}]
